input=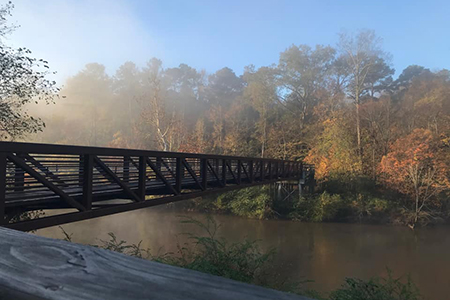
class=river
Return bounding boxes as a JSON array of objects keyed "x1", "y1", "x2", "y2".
[{"x1": 36, "y1": 205, "x2": 450, "y2": 300}]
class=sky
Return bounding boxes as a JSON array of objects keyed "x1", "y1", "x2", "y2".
[{"x1": 7, "y1": 0, "x2": 450, "y2": 84}]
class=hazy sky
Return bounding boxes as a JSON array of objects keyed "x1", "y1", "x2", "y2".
[{"x1": 8, "y1": 0, "x2": 450, "y2": 84}]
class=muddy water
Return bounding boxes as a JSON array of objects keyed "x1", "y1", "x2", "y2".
[{"x1": 37, "y1": 206, "x2": 450, "y2": 300}]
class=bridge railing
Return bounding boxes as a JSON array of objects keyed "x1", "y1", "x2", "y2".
[{"x1": 0, "y1": 142, "x2": 305, "y2": 231}]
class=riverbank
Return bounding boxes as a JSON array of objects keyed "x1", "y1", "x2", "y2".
[{"x1": 185, "y1": 185, "x2": 450, "y2": 227}]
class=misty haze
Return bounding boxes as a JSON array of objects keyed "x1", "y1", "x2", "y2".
[{"x1": 0, "y1": 1, "x2": 449, "y2": 300}]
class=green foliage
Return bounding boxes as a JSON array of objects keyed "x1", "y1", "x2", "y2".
[
  {"x1": 329, "y1": 271, "x2": 423, "y2": 300},
  {"x1": 211, "y1": 186, "x2": 275, "y2": 219},
  {"x1": 157, "y1": 216, "x2": 275, "y2": 284},
  {"x1": 289, "y1": 192, "x2": 347, "y2": 222},
  {"x1": 0, "y1": 2, "x2": 58, "y2": 140},
  {"x1": 97, "y1": 232, "x2": 150, "y2": 259}
]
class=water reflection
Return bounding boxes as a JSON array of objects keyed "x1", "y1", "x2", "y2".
[{"x1": 37, "y1": 205, "x2": 450, "y2": 300}]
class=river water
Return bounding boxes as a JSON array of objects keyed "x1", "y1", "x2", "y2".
[{"x1": 37, "y1": 205, "x2": 450, "y2": 300}]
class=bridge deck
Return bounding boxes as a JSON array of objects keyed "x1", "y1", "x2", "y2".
[{"x1": 0, "y1": 142, "x2": 312, "y2": 231}]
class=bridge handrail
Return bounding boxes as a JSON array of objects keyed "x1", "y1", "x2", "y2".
[{"x1": 0, "y1": 141, "x2": 298, "y2": 163}]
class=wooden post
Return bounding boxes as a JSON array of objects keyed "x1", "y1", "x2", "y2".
[
  {"x1": 0, "y1": 153, "x2": 6, "y2": 225},
  {"x1": 201, "y1": 158, "x2": 208, "y2": 190},
  {"x1": 82, "y1": 154, "x2": 93, "y2": 210},
  {"x1": 138, "y1": 156, "x2": 146, "y2": 201},
  {"x1": 123, "y1": 156, "x2": 130, "y2": 184},
  {"x1": 175, "y1": 157, "x2": 183, "y2": 194}
]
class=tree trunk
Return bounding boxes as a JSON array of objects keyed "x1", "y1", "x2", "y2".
[{"x1": 355, "y1": 94, "x2": 362, "y2": 167}]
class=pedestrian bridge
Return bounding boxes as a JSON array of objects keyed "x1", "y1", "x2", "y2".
[{"x1": 0, "y1": 142, "x2": 313, "y2": 231}]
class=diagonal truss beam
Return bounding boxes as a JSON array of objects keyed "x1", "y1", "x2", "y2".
[
  {"x1": 93, "y1": 156, "x2": 141, "y2": 202},
  {"x1": 146, "y1": 158, "x2": 179, "y2": 195},
  {"x1": 22, "y1": 154, "x2": 69, "y2": 188},
  {"x1": 207, "y1": 161, "x2": 224, "y2": 186},
  {"x1": 240, "y1": 160, "x2": 249, "y2": 181},
  {"x1": 7, "y1": 154, "x2": 86, "y2": 211},
  {"x1": 225, "y1": 160, "x2": 237, "y2": 183},
  {"x1": 182, "y1": 159, "x2": 204, "y2": 191},
  {"x1": 161, "y1": 158, "x2": 175, "y2": 179}
]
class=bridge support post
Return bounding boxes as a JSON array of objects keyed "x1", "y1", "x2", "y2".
[
  {"x1": 0, "y1": 153, "x2": 6, "y2": 225},
  {"x1": 78, "y1": 155, "x2": 84, "y2": 187},
  {"x1": 14, "y1": 154, "x2": 24, "y2": 192},
  {"x1": 260, "y1": 161, "x2": 264, "y2": 181},
  {"x1": 222, "y1": 159, "x2": 227, "y2": 186},
  {"x1": 175, "y1": 157, "x2": 183, "y2": 194},
  {"x1": 200, "y1": 158, "x2": 208, "y2": 190},
  {"x1": 138, "y1": 156, "x2": 146, "y2": 201},
  {"x1": 237, "y1": 160, "x2": 241, "y2": 184},
  {"x1": 248, "y1": 160, "x2": 253, "y2": 183},
  {"x1": 82, "y1": 154, "x2": 93, "y2": 210},
  {"x1": 268, "y1": 162, "x2": 272, "y2": 180},
  {"x1": 123, "y1": 156, "x2": 130, "y2": 184}
]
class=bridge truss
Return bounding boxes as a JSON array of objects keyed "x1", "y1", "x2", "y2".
[{"x1": 0, "y1": 142, "x2": 312, "y2": 231}]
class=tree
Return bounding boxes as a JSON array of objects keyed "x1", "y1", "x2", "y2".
[
  {"x1": 379, "y1": 129, "x2": 450, "y2": 226},
  {"x1": 0, "y1": 2, "x2": 58, "y2": 140},
  {"x1": 243, "y1": 66, "x2": 277, "y2": 158},
  {"x1": 277, "y1": 44, "x2": 335, "y2": 129},
  {"x1": 139, "y1": 58, "x2": 185, "y2": 151},
  {"x1": 338, "y1": 30, "x2": 393, "y2": 166}
]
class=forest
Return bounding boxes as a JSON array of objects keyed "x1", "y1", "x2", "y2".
[{"x1": 1, "y1": 2, "x2": 449, "y2": 228}]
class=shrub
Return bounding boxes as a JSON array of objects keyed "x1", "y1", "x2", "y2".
[
  {"x1": 158, "y1": 216, "x2": 276, "y2": 283},
  {"x1": 329, "y1": 271, "x2": 423, "y2": 300}
]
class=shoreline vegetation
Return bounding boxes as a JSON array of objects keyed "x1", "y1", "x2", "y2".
[
  {"x1": 58, "y1": 216, "x2": 424, "y2": 300},
  {"x1": 184, "y1": 184, "x2": 450, "y2": 228}
]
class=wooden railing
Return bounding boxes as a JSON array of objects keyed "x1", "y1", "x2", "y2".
[
  {"x1": 0, "y1": 227, "x2": 312, "y2": 300},
  {"x1": 0, "y1": 142, "x2": 312, "y2": 231}
]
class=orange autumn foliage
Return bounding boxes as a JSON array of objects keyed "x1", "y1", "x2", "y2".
[{"x1": 378, "y1": 129, "x2": 449, "y2": 219}]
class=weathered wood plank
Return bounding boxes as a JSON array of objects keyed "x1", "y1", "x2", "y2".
[{"x1": 0, "y1": 228, "x2": 311, "y2": 300}]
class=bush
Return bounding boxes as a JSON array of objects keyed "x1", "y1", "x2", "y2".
[
  {"x1": 329, "y1": 271, "x2": 423, "y2": 300},
  {"x1": 289, "y1": 192, "x2": 348, "y2": 222},
  {"x1": 208, "y1": 186, "x2": 275, "y2": 219},
  {"x1": 157, "y1": 216, "x2": 275, "y2": 283}
]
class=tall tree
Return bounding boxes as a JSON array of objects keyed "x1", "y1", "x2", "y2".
[
  {"x1": 277, "y1": 44, "x2": 335, "y2": 129},
  {"x1": 243, "y1": 66, "x2": 277, "y2": 158},
  {"x1": 338, "y1": 30, "x2": 393, "y2": 166}
]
